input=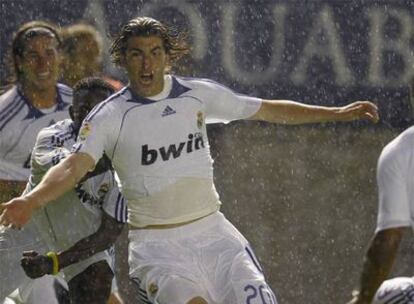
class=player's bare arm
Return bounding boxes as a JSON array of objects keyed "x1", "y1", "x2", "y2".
[
  {"x1": 347, "y1": 227, "x2": 407, "y2": 304},
  {"x1": 250, "y1": 99, "x2": 379, "y2": 124},
  {"x1": 21, "y1": 212, "x2": 124, "y2": 278},
  {"x1": 0, "y1": 152, "x2": 95, "y2": 228}
]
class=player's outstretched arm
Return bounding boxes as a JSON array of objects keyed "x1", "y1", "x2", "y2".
[
  {"x1": 21, "y1": 212, "x2": 124, "y2": 278},
  {"x1": 0, "y1": 152, "x2": 94, "y2": 228},
  {"x1": 250, "y1": 100, "x2": 379, "y2": 124},
  {"x1": 346, "y1": 227, "x2": 407, "y2": 304}
]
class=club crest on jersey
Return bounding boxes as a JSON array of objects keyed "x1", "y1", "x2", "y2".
[
  {"x1": 197, "y1": 111, "x2": 204, "y2": 129},
  {"x1": 79, "y1": 122, "x2": 91, "y2": 140}
]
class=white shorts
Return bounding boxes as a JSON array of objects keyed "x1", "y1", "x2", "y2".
[
  {"x1": 128, "y1": 211, "x2": 277, "y2": 304},
  {"x1": 373, "y1": 276, "x2": 414, "y2": 304},
  {"x1": 0, "y1": 223, "x2": 64, "y2": 303}
]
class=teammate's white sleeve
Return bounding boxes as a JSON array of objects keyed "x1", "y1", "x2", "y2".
[
  {"x1": 28, "y1": 124, "x2": 72, "y2": 187},
  {"x1": 32, "y1": 129, "x2": 70, "y2": 168},
  {"x1": 376, "y1": 142, "x2": 411, "y2": 233},
  {"x1": 72, "y1": 100, "x2": 121, "y2": 165},
  {"x1": 190, "y1": 79, "x2": 262, "y2": 124}
]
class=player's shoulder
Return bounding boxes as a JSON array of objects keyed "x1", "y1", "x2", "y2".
[
  {"x1": 107, "y1": 86, "x2": 130, "y2": 103},
  {"x1": 174, "y1": 75, "x2": 230, "y2": 91},
  {"x1": 0, "y1": 86, "x2": 27, "y2": 129},
  {"x1": 173, "y1": 76, "x2": 238, "y2": 103},
  {"x1": 382, "y1": 127, "x2": 414, "y2": 156},
  {"x1": 56, "y1": 83, "x2": 73, "y2": 108},
  {"x1": 0, "y1": 85, "x2": 21, "y2": 108},
  {"x1": 84, "y1": 86, "x2": 129, "y2": 122},
  {"x1": 396, "y1": 125, "x2": 414, "y2": 142},
  {"x1": 379, "y1": 126, "x2": 414, "y2": 167},
  {"x1": 57, "y1": 83, "x2": 73, "y2": 96},
  {"x1": 37, "y1": 119, "x2": 74, "y2": 141},
  {"x1": 47, "y1": 118, "x2": 74, "y2": 133}
]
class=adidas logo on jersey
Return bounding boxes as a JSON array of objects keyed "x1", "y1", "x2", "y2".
[
  {"x1": 142, "y1": 132, "x2": 205, "y2": 165},
  {"x1": 161, "y1": 105, "x2": 176, "y2": 117}
]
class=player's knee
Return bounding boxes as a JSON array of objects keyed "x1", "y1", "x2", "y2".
[{"x1": 186, "y1": 297, "x2": 209, "y2": 304}]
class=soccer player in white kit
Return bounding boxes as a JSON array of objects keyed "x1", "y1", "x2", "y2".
[
  {"x1": 347, "y1": 79, "x2": 414, "y2": 304},
  {"x1": 60, "y1": 24, "x2": 125, "y2": 304},
  {"x1": 20, "y1": 77, "x2": 127, "y2": 303},
  {"x1": 1, "y1": 17, "x2": 379, "y2": 304},
  {"x1": 0, "y1": 21, "x2": 71, "y2": 303}
]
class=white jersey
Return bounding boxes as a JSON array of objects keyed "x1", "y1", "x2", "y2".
[
  {"x1": 376, "y1": 126, "x2": 414, "y2": 233},
  {"x1": 0, "y1": 84, "x2": 72, "y2": 181},
  {"x1": 73, "y1": 75, "x2": 261, "y2": 227},
  {"x1": 27, "y1": 119, "x2": 127, "y2": 255}
]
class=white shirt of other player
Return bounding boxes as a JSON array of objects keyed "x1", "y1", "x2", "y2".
[
  {"x1": 0, "y1": 84, "x2": 72, "y2": 181},
  {"x1": 27, "y1": 119, "x2": 127, "y2": 250},
  {"x1": 73, "y1": 75, "x2": 261, "y2": 227},
  {"x1": 376, "y1": 126, "x2": 414, "y2": 233}
]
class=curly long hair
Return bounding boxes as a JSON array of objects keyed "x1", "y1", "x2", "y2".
[{"x1": 110, "y1": 17, "x2": 190, "y2": 68}]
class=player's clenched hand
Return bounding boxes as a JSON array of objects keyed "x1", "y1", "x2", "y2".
[
  {"x1": 0, "y1": 197, "x2": 34, "y2": 228},
  {"x1": 21, "y1": 251, "x2": 53, "y2": 278},
  {"x1": 338, "y1": 101, "x2": 379, "y2": 123}
]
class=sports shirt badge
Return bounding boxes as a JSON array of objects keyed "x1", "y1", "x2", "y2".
[
  {"x1": 79, "y1": 122, "x2": 91, "y2": 140},
  {"x1": 197, "y1": 111, "x2": 204, "y2": 129}
]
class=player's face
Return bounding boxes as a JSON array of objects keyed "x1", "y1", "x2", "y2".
[
  {"x1": 122, "y1": 35, "x2": 169, "y2": 97},
  {"x1": 72, "y1": 89, "x2": 108, "y2": 132},
  {"x1": 65, "y1": 37, "x2": 101, "y2": 84},
  {"x1": 17, "y1": 35, "x2": 60, "y2": 91}
]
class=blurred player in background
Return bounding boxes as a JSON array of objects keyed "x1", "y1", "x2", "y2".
[
  {"x1": 60, "y1": 23, "x2": 123, "y2": 91},
  {"x1": 347, "y1": 79, "x2": 414, "y2": 304},
  {"x1": 0, "y1": 20, "x2": 71, "y2": 303},
  {"x1": 60, "y1": 23, "x2": 125, "y2": 304},
  {"x1": 1, "y1": 17, "x2": 379, "y2": 304},
  {"x1": 20, "y1": 77, "x2": 126, "y2": 304}
]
